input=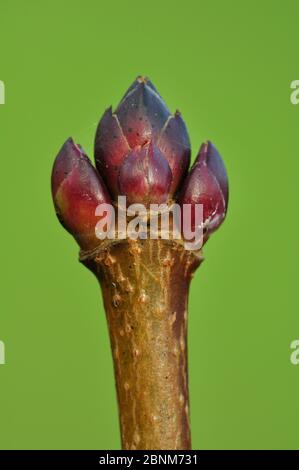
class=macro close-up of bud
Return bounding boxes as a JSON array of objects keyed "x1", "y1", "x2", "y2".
[
  {"x1": 52, "y1": 76, "x2": 228, "y2": 248},
  {"x1": 3, "y1": 0, "x2": 299, "y2": 459},
  {"x1": 51, "y1": 76, "x2": 229, "y2": 450}
]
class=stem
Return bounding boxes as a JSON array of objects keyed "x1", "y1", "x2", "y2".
[{"x1": 81, "y1": 239, "x2": 202, "y2": 450}]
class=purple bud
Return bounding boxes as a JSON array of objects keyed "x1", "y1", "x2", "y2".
[
  {"x1": 115, "y1": 76, "x2": 171, "y2": 148},
  {"x1": 118, "y1": 141, "x2": 172, "y2": 206},
  {"x1": 179, "y1": 141, "x2": 228, "y2": 241},
  {"x1": 94, "y1": 107, "x2": 130, "y2": 196},
  {"x1": 197, "y1": 141, "x2": 228, "y2": 204},
  {"x1": 94, "y1": 76, "x2": 191, "y2": 200},
  {"x1": 51, "y1": 138, "x2": 112, "y2": 250},
  {"x1": 157, "y1": 111, "x2": 190, "y2": 194}
]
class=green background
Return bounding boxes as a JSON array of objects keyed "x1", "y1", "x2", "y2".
[{"x1": 0, "y1": 0, "x2": 298, "y2": 450}]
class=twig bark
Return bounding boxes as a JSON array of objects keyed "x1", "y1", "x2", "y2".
[{"x1": 81, "y1": 238, "x2": 202, "y2": 450}]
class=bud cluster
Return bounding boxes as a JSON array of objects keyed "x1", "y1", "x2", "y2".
[{"x1": 51, "y1": 76, "x2": 228, "y2": 250}]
